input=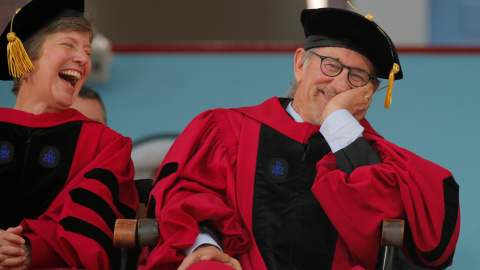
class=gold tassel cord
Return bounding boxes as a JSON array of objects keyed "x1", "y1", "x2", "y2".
[
  {"x1": 376, "y1": 25, "x2": 400, "y2": 109},
  {"x1": 6, "y1": 8, "x2": 34, "y2": 77},
  {"x1": 347, "y1": 1, "x2": 373, "y2": 21},
  {"x1": 348, "y1": 1, "x2": 400, "y2": 109},
  {"x1": 384, "y1": 63, "x2": 400, "y2": 109}
]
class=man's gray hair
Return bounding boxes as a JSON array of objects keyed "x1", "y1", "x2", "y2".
[{"x1": 286, "y1": 48, "x2": 316, "y2": 98}]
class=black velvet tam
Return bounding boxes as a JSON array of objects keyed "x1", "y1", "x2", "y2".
[
  {"x1": 0, "y1": 0, "x2": 85, "y2": 80},
  {"x1": 301, "y1": 8, "x2": 403, "y2": 80}
]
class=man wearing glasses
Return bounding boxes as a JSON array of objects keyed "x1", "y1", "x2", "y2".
[{"x1": 146, "y1": 7, "x2": 460, "y2": 270}]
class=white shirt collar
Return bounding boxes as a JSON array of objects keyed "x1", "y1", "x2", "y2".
[{"x1": 286, "y1": 101, "x2": 304, "y2": 123}]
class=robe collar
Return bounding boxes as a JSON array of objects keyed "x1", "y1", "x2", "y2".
[{"x1": 233, "y1": 97, "x2": 382, "y2": 143}]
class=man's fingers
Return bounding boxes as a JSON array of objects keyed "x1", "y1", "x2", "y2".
[
  {"x1": 178, "y1": 245, "x2": 242, "y2": 270},
  {"x1": 178, "y1": 251, "x2": 205, "y2": 270},
  {"x1": 220, "y1": 255, "x2": 242, "y2": 270},
  {"x1": 178, "y1": 245, "x2": 221, "y2": 269},
  {"x1": 202, "y1": 252, "x2": 242, "y2": 270}
]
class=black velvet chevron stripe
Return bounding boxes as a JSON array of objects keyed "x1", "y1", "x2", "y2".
[
  {"x1": 436, "y1": 252, "x2": 454, "y2": 269},
  {"x1": 146, "y1": 195, "x2": 156, "y2": 219},
  {"x1": 403, "y1": 224, "x2": 454, "y2": 268},
  {"x1": 420, "y1": 176, "x2": 459, "y2": 262},
  {"x1": 83, "y1": 168, "x2": 136, "y2": 219},
  {"x1": 69, "y1": 188, "x2": 117, "y2": 232},
  {"x1": 146, "y1": 195, "x2": 157, "y2": 254},
  {"x1": 403, "y1": 176, "x2": 459, "y2": 266},
  {"x1": 59, "y1": 216, "x2": 119, "y2": 269},
  {"x1": 153, "y1": 162, "x2": 178, "y2": 187}
]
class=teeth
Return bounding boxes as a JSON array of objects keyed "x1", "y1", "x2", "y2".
[{"x1": 59, "y1": 70, "x2": 81, "y2": 79}]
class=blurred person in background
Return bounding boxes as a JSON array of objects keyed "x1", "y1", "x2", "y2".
[{"x1": 71, "y1": 85, "x2": 107, "y2": 124}]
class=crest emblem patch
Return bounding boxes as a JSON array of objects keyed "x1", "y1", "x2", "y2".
[
  {"x1": 39, "y1": 145, "x2": 61, "y2": 168},
  {"x1": 267, "y1": 158, "x2": 289, "y2": 181},
  {"x1": 0, "y1": 141, "x2": 14, "y2": 164}
]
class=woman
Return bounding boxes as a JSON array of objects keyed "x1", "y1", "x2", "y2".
[{"x1": 0, "y1": 0, "x2": 138, "y2": 269}]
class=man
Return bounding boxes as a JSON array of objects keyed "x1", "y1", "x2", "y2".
[
  {"x1": 71, "y1": 85, "x2": 107, "y2": 124},
  {"x1": 146, "y1": 8, "x2": 460, "y2": 270}
]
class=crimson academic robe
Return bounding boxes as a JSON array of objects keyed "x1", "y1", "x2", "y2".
[
  {"x1": 147, "y1": 97, "x2": 460, "y2": 270},
  {"x1": 0, "y1": 108, "x2": 138, "y2": 270}
]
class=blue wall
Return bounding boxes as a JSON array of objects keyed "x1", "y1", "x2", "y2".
[
  {"x1": 431, "y1": 0, "x2": 480, "y2": 45},
  {"x1": 0, "y1": 52, "x2": 477, "y2": 269}
]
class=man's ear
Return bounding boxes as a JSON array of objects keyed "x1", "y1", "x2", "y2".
[
  {"x1": 293, "y1": 48, "x2": 307, "y2": 84},
  {"x1": 372, "y1": 78, "x2": 381, "y2": 92}
]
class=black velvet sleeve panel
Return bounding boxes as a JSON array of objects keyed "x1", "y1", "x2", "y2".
[{"x1": 333, "y1": 137, "x2": 382, "y2": 175}]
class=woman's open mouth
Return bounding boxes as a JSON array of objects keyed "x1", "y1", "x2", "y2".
[{"x1": 58, "y1": 70, "x2": 82, "y2": 88}]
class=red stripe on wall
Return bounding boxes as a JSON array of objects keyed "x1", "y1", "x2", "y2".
[
  {"x1": 111, "y1": 42, "x2": 480, "y2": 54},
  {"x1": 398, "y1": 46, "x2": 480, "y2": 54},
  {"x1": 112, "y1": 42, "x2": 302, "y2": 53}
]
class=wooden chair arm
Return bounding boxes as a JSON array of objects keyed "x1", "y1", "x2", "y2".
[
  {"x1": 114, "y1": 218, "x2": 405, "y2": 270},
  {"x1": 114, "y1": 218, "x2": 159, "y2": 249},
  {"x1": 381, "y1": 219, "x2": 404, "y2": 247},
  {"x1": 378, "y1": 219, "x2": 405, "y2": 270}
]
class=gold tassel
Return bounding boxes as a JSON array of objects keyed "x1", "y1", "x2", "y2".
[
  {"x1": 6, "y1": 8, "x2": 34, "y2": 77},
  {"x1": 384, "y1": 63, "x2": 400, "y2": 108},
  {"x1": 347, "y1": 0, "x2": 400, "y2": 109}
]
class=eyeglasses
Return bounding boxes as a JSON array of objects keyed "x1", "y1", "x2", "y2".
[{"x1": 311, "y1": 52, "x2": 376, "y2": 87}]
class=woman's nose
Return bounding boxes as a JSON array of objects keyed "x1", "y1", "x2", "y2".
[{"x1": 73, "y1": 50, "x2": 90, "y2": 65}]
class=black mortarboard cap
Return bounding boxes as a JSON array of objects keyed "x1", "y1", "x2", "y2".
[
  {"x1": 0, "y1": 0, "x2": 85, "y2": 81},
  {"x1": 301, "y1": 7, "x2": 402, "y2": 108}
]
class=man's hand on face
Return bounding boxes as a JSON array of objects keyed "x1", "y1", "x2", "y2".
[{"x1": 319, "y1": 84, "x2": 376, "y2": 124}]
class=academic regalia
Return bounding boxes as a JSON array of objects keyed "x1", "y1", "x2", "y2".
[
  {"x1": 0, "y1": 108, "x2": 138, "y2": 269},
  {"x1": 146, "y1": 97, "x2": 459, "y2": 270}
]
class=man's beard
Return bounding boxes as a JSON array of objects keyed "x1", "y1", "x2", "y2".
[{"x1": 308, "y1": 84, "x2": 336, "y2": 126}]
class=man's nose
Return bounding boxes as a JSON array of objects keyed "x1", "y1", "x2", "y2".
[{"x1": 330, "y1": 69, "x2": 353, "y2": 93}]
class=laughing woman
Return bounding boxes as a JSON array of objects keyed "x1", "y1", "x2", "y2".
[{"x1": 0, "y1": 0, "x2": 138, "y2": 269}]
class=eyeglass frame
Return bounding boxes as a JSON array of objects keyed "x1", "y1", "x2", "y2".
[{"x1": 310, "y1": 51, "x2": 376, "y2": 87}]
